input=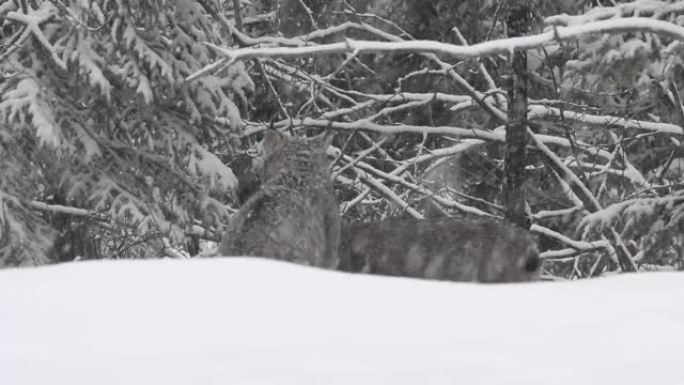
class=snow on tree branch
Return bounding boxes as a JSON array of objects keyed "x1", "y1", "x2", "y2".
[
  {"x1": 529, "y1": 105, "x2": 684, "y2": 135},
  {"x1": 189, "y1": 17, "x2": 684, "y2": 82},
  {"x1": 547, "y1": 1, "x2": 684, "y2": 26},
  {"x1": 578, "y1": 195, "x2": 684, "y2": 239},
  {"x1": 531, "y1": 224, "x2": 612, "y2": 255}
]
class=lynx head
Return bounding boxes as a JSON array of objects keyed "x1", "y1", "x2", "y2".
[
  {"x1": 261, "y1": 129, "x2": 334, "y2": 182},
  {"x1": 482, "y1": 225, "x2": 541, "y2": 283}
]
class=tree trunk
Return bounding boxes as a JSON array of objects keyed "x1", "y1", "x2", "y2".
[{"x1": 503, "y1": 2, "x2": 532, "y2": 230}]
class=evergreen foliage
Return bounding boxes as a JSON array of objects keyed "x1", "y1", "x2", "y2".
[{"x1": 1, "y1": 0, "x2": 253, "y2": 264}]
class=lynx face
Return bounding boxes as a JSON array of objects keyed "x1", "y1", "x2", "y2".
[{"x1": 261, "y1": 130, "x2": 333, "y2": 184}]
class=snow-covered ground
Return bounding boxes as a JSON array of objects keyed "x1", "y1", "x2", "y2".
[{"x1": 1, "y1": 258, "x2": 683, "y2": 385}]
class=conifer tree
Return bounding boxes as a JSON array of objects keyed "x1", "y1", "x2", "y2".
[{"x1": 0, "y1": 0, "x2": 253, "y2": 265}]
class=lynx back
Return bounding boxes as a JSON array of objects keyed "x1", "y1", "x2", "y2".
[{"x1": 339, "y1": 218, "x2": 540, "y2": 283}]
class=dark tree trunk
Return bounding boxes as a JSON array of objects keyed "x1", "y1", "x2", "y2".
[
  {"x1": 503, "y1": 2, "x2": 532, "y2": 230},
  {"x1": 506, "y1": 2, "x2": 636, "y2": 273}
]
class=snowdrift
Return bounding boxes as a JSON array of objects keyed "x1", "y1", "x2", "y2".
[{"x1": 1, "y1": 258, "x2": 683, "y2": 385}]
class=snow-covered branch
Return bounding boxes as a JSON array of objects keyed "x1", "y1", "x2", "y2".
[
  {"x1": 5, "y1": 5, "x2": 66, "y2": 70},
  {"x1": 346, "y1": 165, "x2": 423, "y2": 219},
  {"x1": 578, "y1": 195, "x2": 684, "y2": 239},
  {"x1": 278, "y1": 119, "x2": 613, "y2": 159},
  {"x1": 190, "y1": 17, "x2": 684, "y2": 82},
  {"x1": 27, "y1": 200, "x2": 108, "y2": 221},
  {"x1": 547, "y1": 1, "x2": 684, "y2": 26},
  {"x1": 336, "y1": 150, "x2": 493, "y2": 218},
  {"x1": 529, "y1": 105, "x2": 684, "y2": 135},
  {"x1": 533, "y1": 206, "x2": 584, "y2": 220},
  {"x1": 531, "y1": 224, "x2": 611, "y2": 256}
]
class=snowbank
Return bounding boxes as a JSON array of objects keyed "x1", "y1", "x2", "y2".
[{"x1": 1, "y1": 258, "x2": 683, "y2": 384}]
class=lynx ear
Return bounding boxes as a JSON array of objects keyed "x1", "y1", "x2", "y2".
[
  {"x1": 310, "y1": 130, "x2": 335, "y2": 149},
  {"x1": 262, "y1": 130, "x2": 288, "y2": 156}
]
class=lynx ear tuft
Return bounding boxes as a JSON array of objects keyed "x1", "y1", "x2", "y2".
[
  {"x1": 310, "y1": 130, "x2": 335, "y2": 149},
  {"x1": 263, "y1": 129, "x2": 288, "y2": 157},
  {"x1": 323, "y1": 130, "x2": 335, "y2": 148}
]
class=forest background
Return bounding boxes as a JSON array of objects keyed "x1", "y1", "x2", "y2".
[{"x1": 1, "y1": 0, "x2": 683, "y2": 279}]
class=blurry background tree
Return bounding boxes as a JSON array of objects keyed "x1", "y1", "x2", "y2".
[{"x1": 1, "y1": 0, "x2": 683, "y2": 278}]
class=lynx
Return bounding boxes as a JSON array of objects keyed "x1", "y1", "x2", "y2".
[
  {"x1": 338, "y1": 218, "x2": 541, "y2": 283},
  {"x1": 219, "y1": 130, "x2": 341, "y2": 269}
]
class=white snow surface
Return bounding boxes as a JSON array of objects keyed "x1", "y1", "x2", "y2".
[{"x1": 1, "y1": 258, "x2": 683, "y2": 385}]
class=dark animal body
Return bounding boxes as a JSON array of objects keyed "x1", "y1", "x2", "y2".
[
  {"x1": 339, "y1": 218, "x2": 541, "y2": 283},
  {"x1": 219, "y1": 130, "x2": 341, "y2": 269}
]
